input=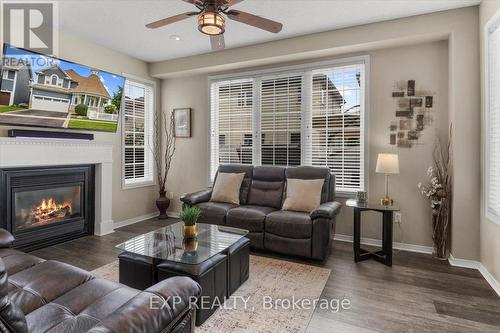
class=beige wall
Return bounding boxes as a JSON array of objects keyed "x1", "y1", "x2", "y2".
[
  {"x1": 156, "y1": 7, "x2": 480, "y2": 260},
  {"x1": 161, "y1": 40, "x2": 449, "y2": 248},
  {"x1": 480, "y1": 0, "x2": 500, "y2": 284},
  {"x1": 0, "y1": 31, "x2": 159, "y2": 223}
]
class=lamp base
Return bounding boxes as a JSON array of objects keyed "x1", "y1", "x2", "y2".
[{"x1": 380, "y1": 197, "x2": 394, "y2": 206}]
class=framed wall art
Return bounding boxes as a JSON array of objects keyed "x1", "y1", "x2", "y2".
[{"x1": 173, "y1": 108, "x2": 191, "y2": 138}]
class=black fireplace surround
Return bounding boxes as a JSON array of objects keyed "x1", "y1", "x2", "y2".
[{"x1": 0, "y1": 165, "x2": 94, "y2": 251}]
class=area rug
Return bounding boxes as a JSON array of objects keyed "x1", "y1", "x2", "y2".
[{"x1": 91, "y1": 256, "x2": 331, "y2": 333}]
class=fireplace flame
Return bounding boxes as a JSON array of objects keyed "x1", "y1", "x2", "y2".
[{"x1": 33, "y1": 198, "x2": 72, "y2": 223}]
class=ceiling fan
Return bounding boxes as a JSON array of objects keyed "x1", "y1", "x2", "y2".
[{"x1": 145, "y1": 0, "x2": 283, "y2": 51}]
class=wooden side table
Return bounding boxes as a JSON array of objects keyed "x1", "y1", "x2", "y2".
[{"x1": 346, "y1": 199, "x2": 400, "y2": 266}]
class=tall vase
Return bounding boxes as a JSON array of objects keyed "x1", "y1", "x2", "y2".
[
  {"x1": 432, "y1": 199, "x2": 449, "y2": 260},
  {"x1": 156, "y1": 190, "x2": 170, "y2": 220}
]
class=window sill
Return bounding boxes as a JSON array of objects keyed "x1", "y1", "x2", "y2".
[
  {"x1": 122, "y1": 180, "x2": 156, "y2": 190},
  {"x1": 335, "y1": 191, "x2": 358, "y2": 199}
]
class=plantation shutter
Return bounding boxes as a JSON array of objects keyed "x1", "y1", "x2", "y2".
[
  {"x1": 309, "y1": 64, "x2": 364, "y2": 193},
  {"x1": 260, "y1": 75, "x2": 302, "y2": 166},
  {"x1": 487, "y1": 22, "x2": 500, "y2": 222},
  {"x1": 210, "y1": 79, "x2": 254, "y2": 180},
  {"x1": 123, "y1": 80, "x2": 155, "y2": 187}
]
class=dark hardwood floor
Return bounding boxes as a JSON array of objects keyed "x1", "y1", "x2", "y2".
[{"x1": 31, "y1": 218, "x2": 500, "y2": 333}]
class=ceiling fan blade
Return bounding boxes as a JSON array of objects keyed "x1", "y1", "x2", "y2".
[
  {"x1": 210, "y1": 34, "x2": 225, "y2": 50},
  {"x1": 146, "y1": 11, "x2": 198, "y2": 29},
  {"x1": 220, "y1": 0, "x2": 245, "y2": 6},
  {"x1": 226, "y1": 10, "x2": 282, "y2": 33},
  {"x1": 181, "y1": 0, "x2": 204, "y2": 5}
]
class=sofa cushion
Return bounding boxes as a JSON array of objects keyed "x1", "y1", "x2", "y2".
[
  {"x1": 285, "y1": 166, "x2": 333, "y2": 203},
  {"x1": 282, "y1": 178, "x2": 324, "y2": 213},
  {"x1": 196, "y1": 202, "x2": 237, "y2": 225},
  {"x1": 0, "y1": 248, "x2": 44, "y2": 276},
  {"x1": 247, "y1": 166, "x2": 285, "y2": 209},
  {"x1": 216, "y1": 165, "x2": 254, "y2": 204},
  {"x1": 8, "y1": 260, "x2": 94, "y2": 315},
  {"x1": 226, "y1": 205, "x2": 277, "y2": 232},
  {"x1": 265, "y1": 210, "x2": 312, "y2": 239},
  {"x1": 210, "y1": 172, "x2": 245, "y2": 205},
  {"x1": 26, "y1": 279, "x2": 139, "y2": 333}
]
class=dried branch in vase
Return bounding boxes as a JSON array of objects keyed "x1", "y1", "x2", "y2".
[
  {"x1": 151, "y1": 112, "x2": 176, "y2": 192},
  {"x1": 417, "y1": 125, "x2": 452, "y2": 259}
]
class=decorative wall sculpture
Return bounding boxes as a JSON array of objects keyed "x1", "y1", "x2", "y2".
[{"x1": 389, "y1": 80, "x2": 435, "y2": 148}]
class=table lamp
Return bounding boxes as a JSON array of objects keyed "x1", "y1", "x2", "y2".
[{"x1": 376, "y1": 153, "x2": 399, "y2": 206}]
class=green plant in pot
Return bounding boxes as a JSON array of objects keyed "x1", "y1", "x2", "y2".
[{"x1": 180, "y1": 207, "x2": 201, "y2": 240}]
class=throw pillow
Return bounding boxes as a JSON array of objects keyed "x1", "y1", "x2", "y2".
[
  {"x1": 210, "y1": 172, "x2": 246, "y2": 205},
  {"x1": 282, "y1": 178, "x2": 325, "y2": 213}
]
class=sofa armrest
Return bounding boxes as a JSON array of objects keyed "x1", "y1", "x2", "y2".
[
  {"x1": 310, "y1": 201, "x2": 342, "y2": 220},
  {"x1": 0, "y1": 229, "x2": 15, "y2": 249},
  {"x1": 180, "y1": 189, "x2": 212, "y2": 206},
  {"x1": 88, "y1": 276, "x2": 201, "y2": 333}
]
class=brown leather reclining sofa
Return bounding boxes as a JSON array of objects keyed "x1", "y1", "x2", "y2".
[
  {"x1": 0, "y1": 229, "x2": 201, "y2": 333},
  {"x1": 181, "y1": 165, "x2": 342, "y2": 261}
]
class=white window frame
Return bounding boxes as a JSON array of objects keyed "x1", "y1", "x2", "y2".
[
  {"x1": 484, "y1": 11, "x2": 500, "y2": 226},
  {"x1": 121, "y1": 74, "x2": 157, "y2": 190},
  {"x1": 208, "y1": 56, "x2": 370, "y2": 197}
]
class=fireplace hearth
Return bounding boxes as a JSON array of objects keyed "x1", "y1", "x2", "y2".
[{"x1": 0, "y1": 165, "x2": 94, "y2": 251}]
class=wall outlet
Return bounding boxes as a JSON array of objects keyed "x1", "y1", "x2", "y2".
[{"x1": 394, "y1": 212, "x2": 402, "y2": 224}]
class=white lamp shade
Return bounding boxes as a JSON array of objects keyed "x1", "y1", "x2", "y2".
[{"x1": 376, "y1": 153, "x2": 400, "y2": 174}]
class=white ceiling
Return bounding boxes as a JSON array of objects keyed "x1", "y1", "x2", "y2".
[{"x1": 58, "y1": 0, "x2": 480, "y2": 63}]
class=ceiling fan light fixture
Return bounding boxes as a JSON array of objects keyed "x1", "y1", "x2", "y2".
[{"x1": 198, "y1": 10, "x2": 225, "y2": 35}]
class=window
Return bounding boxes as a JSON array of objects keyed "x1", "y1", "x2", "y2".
[
  {"x1": 486, "y1": 15, "x2": 500, "y2": 225},
  {"x1": 210, "y1": 79, "x2": 253, "y2": 179},
  {"x1": 210, "y1": 57, "x2": 368, "y2": 195},
  {"x1": 310, "y1": 66, "x2": 364, "y2": 192},
  {"x1": 51, "y1": 74, "x2": 58, "y2": 86},
  {"x1": 261, "y1": 75, "x2": 302, "y2": 167},
  {"x1": 122, "y1": 79, "x2": 155, "y2": 188}
]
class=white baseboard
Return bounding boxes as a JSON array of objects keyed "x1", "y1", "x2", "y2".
[
  {"x1": 114, "y1": 212, "x2": 158, "y2": 229},
  {"x1": 479, "y1": 264, "x2": 500, "y2": 297},
  {"x1": 447, "y1": 254, "x2": 481, "y2": 269},
  {"x1": 448, "y1": 254, "x2": 500, "y2": 297},
  {"x1": 95, "y1": 219, "x2": 114, "y2": 236},
  {"x1": 167, "y1": 210, "x2": 180, "y2": 218},
  {"x1": 333, "y1": 234, "x2": 434, "y2": 254},
  {"x1": 113, "y1": 211, "x2": 180, "y2": 229}
]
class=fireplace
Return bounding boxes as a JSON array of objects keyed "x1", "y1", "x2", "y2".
[{"x1": 0, "y1": 165, "x2": 94, "y2": 251}]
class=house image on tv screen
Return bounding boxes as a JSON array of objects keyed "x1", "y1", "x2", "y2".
[
  {"x1": 0, "y1": 45, "x2": 125, "y2": 132},
  {"x1": 0, "y1": 57, "x2": 32, "y2": 107},
  {"x1": 31, "y1": 65, "x2": 112, "y2": 115}
]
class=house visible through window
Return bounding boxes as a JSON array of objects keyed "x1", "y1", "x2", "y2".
[
  {"x1": 122, "y1": 79, "x2": 155, "y2": 188},
  {"x1": 210, "y1": 58, "x2": 367, "y2": 194},
  {"x1": 210, "y1": 79, "x2": 254, "y2": 179}
]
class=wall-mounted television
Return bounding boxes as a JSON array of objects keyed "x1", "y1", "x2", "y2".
[{"x1": 0, "y1": 44, "x2": 125, "y2": 133}]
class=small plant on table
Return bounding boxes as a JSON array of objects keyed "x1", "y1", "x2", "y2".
[{"x1": 180, "y1": 207, "x2": 201, "y2": 239}]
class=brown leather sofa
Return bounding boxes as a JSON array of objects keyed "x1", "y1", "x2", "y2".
[
  {"x1": 0, "y1": 229, "x2": 201, "y2": 333},
  {"x1": 181, "y1": 165, "x2": 342, "y2": 261}
]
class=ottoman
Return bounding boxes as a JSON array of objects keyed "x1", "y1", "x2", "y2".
[{"x1": 157, "y1": 253, "x2": 228, "y2": 326}]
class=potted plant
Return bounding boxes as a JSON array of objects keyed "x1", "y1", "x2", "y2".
[
  {"x1": 179, "y1": 206, "x2": 201, "y2": 240},
  {"x1": 151, "y1": 112, "x2": 176, "y2": 219}
]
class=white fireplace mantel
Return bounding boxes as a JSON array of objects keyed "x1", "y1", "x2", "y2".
[{"x1": 0, "y1": 138, "x2": 114, "y2": 236}]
